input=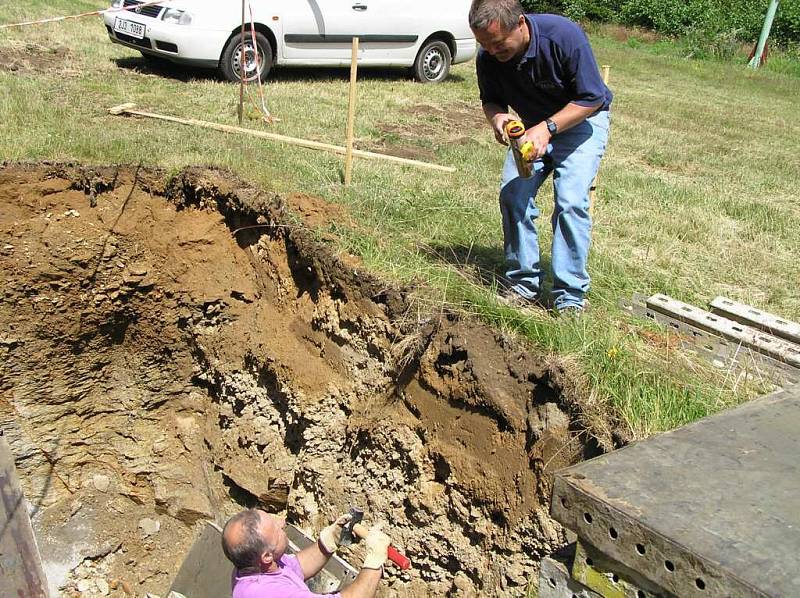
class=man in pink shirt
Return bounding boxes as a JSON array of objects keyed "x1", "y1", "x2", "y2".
[{"x1": 222, "y1": 509, "x2": 391, "y2": 598}]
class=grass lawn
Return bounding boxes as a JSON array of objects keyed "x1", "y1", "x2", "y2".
[{"x1": 2, "y1": 1, "x2": 798, "y2": 439}]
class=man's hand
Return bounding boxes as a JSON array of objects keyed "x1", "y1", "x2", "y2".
[
  {"x1": 319, "y1": 513, "x2": 352, "y2": 554},
  {"x1": 522, "y1": 121, "x2": 552, "y2": 160},
  {"x1": 490, "y1": 112, "x2": 514, "y2": 145},
  {"x1": 362, "y1": 526, "x2": 391, "y2": 570}
]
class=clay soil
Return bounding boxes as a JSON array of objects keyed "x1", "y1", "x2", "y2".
[{"x1": 0, "y1": 163, "x2": 608, "y2": 597}]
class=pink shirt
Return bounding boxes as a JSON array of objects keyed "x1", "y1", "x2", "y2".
[{"x1": 231, "y1": 555, "x2": 342, "y2": 598}]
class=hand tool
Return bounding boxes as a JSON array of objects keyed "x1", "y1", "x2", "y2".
[
  {"x1": 504, "y1": 119, "x2": 535, "y2": 178},
  {"x1": 340, "y1": 507, "x2": 411, "y2": 570}
]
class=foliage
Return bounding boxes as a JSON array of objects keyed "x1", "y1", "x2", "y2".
[{"x1": 522, "y1": 0, "x2": 800, "y2": 45}]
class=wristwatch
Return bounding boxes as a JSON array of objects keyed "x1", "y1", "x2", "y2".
[{"x1": 545, "y1": 118, "x2": 558, "y2": 135}]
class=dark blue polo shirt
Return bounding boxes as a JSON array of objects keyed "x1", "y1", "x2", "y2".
[{"x1": 476, "y1": 14, "x2": 612, "y2": 128}]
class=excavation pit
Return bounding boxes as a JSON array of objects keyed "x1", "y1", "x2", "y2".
[{"x1": 0, "y1": 163, "x2": 608, "y2": 597}]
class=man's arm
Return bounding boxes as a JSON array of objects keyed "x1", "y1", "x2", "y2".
[
  {"x1": 549, "y1": 101, "x2": 602, "y2": 134},
  {"x1": 295, "y1": 542, "x2": 330, "y2": 581},
  {"x1": 297, "y1": 514, "x2": 352, "y2": 580},
  {"x1": 523, "y1": 22, "x2": 608, "y2": 159},
  {"x1": 340, "y1": 568, "x2": 382, "y2": 598},
  {"x1": 295, "y1": 526, "x2": 390, "y2": 598},
  {"x1": 522, "y1": 101, "x2": 602, "y2": 159},
  {"x1": 483, "y1": 102, "x2": 513, "y2": 145},
  {"x1": 340, "y1": 527, "x2": 391, "y2": 598}
]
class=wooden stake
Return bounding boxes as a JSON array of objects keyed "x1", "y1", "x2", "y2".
[
  {"x1": 589, "y1": 65, "x2": 611, "y2": 212},
  {"x1": 108, "y1": 104, "x2": 456, "y2": 173},
  {"x1": 344, "y1": 37, "x2": 359, "y2": 187},
  {"x1": 237, "y1": 0, "x2": 245, "y2": 125},
  {"x1": 601, "y1": 64, "x2": 611, "y2": 85}
]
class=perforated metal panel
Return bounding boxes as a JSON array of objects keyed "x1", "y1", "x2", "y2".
[
  {"x1": 572, "y1": 541, "x2": 672, "y2": 598},
  {"x1": 709, "y1": 296, "x2": 800, "y2": 345},
  {"x1": 539, "y1": 550, "x2": 602, "y2": 598},
  {"x1": 552, "y1": 387, "x2": 800, "y2": 598},
  {"x1": 620, "y1": 294, "x2": 800, "y2": 386}
]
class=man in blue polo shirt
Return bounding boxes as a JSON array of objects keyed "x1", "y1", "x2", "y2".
[{"x1": 469, "y1": 0, "x2": 612, "y2": 314}]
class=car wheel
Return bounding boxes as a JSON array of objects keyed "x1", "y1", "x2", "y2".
[
  {"x1": 220, "y1": 31, "x2": 272, "y2": 83},
  {"x1": 413, "y1": 39, "x2": 451, "y2": 83}
]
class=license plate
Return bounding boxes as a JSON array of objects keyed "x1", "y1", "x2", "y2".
[{"x1": 114, "y1": 17, "x2": 145, "y2": 39}]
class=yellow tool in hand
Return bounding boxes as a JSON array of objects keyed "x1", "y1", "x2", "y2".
[{"x1": 504, "y1": 120, "x2": 535, "y2": 178}]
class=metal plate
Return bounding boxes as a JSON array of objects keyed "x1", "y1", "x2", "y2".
[
  {"x1": 551, "y1": 386, "x2": 800, "y2": 597},
  {"x1": 710, "y1": 296, "x2": 800, "y2": 345},
  {"x1": 621, "y1": 294, "x2": 800, "y2": 386},
  {"x1": 539, "y1": 548, "x2": 602, "y2": 598},
  {"x1": 646, "y1": 294, "x2": 800, "y2": 368},
  {"x1": 0, "y1": 436, "x2": 48, "y2": 598},
  {"x1": 572, "y1": 541, "x2": 671, "y2": 598}
]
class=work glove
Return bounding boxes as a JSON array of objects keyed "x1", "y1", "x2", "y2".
[
  {"x1": 362, "y1": 526, "x2": 391, "y2": 570},
  {"x1": 318, "y1": 513, "x2": 352, "y2": 555}
]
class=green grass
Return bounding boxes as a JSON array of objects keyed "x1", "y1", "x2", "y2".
[{"x1": 2, "y1": 2, "x2": 798, "y2": 439}]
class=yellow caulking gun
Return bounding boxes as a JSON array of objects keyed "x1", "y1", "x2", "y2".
[{"x1": 504, "y1": 120, "x2": 535, "y2": 178}]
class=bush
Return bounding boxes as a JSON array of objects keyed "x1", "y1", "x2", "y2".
[{"x1": 520, "y1": 0, "x2": 799, "y2": 45}]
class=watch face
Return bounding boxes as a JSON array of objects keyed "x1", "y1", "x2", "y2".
[{"x1": 547, "y1": 120, "x2": 558, "y2": 134}]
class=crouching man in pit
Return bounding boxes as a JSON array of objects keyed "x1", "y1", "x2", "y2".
[{"x1": 222, "y1": 509, "x2": 390, "y2": 598}]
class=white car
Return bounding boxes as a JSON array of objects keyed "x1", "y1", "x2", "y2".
[{"x1": 104, "y1": 0, "x2": 477, "y2": 83}]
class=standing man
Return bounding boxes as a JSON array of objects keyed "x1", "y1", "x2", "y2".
[
  {"x1": 222, "y1": 509, "x2": 390, "y2": 597},
  {"x1": 469, "y1": 0, "x2": 612, "y2": 315}
]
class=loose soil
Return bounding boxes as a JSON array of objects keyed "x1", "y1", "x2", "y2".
[
  {"x1": 0, "y1": 44, "x2": 72, "y2": 74},
  {"x1": 0, "y1": 163, "x2": 611, "y2": 597},
  {"x1": 367, "y1": 102, "x2": 488, "y2": 162}
]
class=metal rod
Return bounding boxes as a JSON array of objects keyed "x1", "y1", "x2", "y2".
[{"x1": 748, "y1": 0, "x2": 780, "y2": 69}]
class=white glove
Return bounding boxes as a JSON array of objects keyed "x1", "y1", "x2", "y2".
[
  {"x1": 318, "y1": 513, "x2": 352, "y2": 554},
  {"x1": 362, "y1": 526, "x2": 391, "y2": 570}
]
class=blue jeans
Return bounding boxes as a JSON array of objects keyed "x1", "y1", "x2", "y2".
[{"x1": 499, "y1": 110, "x2": 610, "y2": 310}]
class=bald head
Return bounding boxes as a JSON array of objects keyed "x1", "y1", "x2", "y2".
[{"x1": 222, "y1": 509, "x2": 288, "y2": 572}]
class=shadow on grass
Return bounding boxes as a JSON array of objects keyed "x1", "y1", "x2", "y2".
[
  {"x1": 113, "y1": 56, "x2": 217, "y2": 82},
  {"x1": 112, "y1": 56, "x2": 466, "y2": 84},
  {"x1": 424, "y1": 241, "x2": 554, "y2": 297}
]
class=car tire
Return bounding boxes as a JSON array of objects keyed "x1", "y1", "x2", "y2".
[
  {"x1": 220, "y1": 31, "x2": 272, "y2": 83},
  {"x1": 413, "y1": 39, "x2": 451, "y2": 83}
]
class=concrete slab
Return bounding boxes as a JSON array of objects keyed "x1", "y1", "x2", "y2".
[{"x1": 552, "y1": 386, "x2": 800, "y2": 597}]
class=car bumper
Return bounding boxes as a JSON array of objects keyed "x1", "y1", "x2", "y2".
[
  {"x1": 453, "y1": 38, "x2": 477, "y2": 64},
  {"x1": 103, "y1": 12, "x2": 229, "y2": 68}
]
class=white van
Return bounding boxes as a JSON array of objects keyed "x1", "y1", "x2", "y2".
[{"x1": 104, "y1": 0, "x2": 477, "y2": 83}]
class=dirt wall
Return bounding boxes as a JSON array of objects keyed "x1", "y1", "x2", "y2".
[{"x1": 0, "y1": 163, "x2": 611, "y2": 597}]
